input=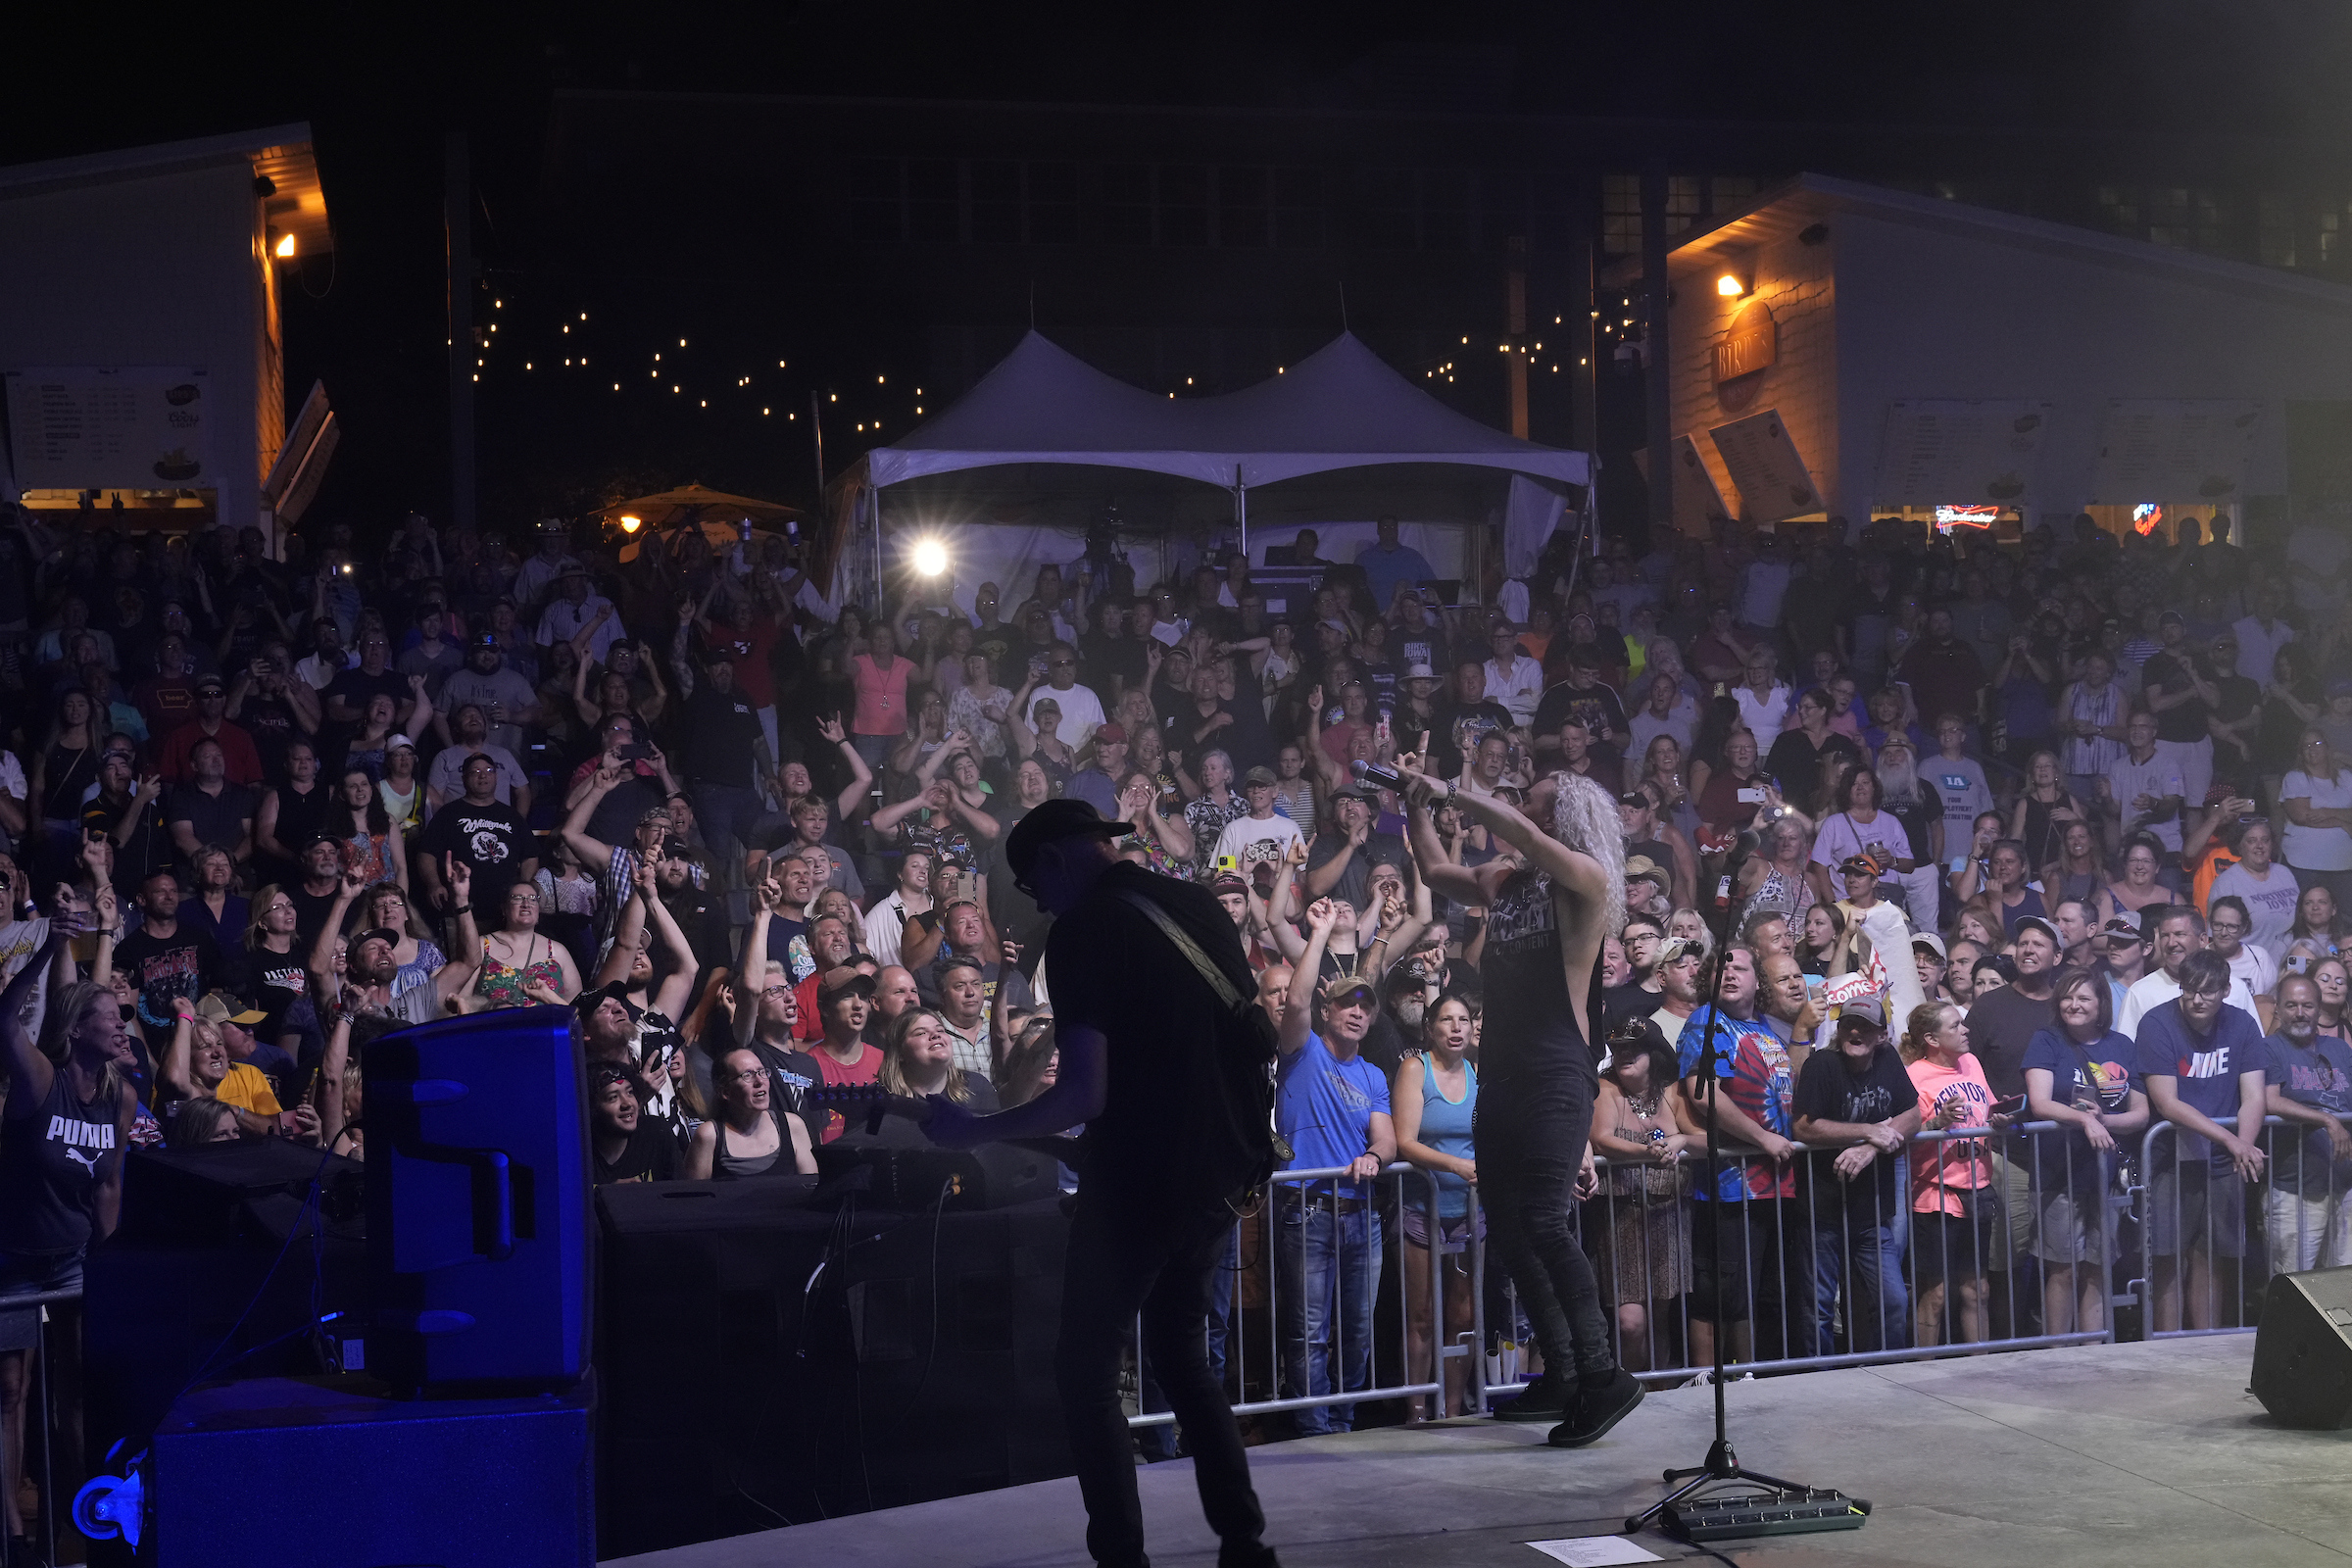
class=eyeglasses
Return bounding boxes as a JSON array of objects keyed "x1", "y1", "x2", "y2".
[{"x1": 2180, "y1": 984, "x2": 2227, "y2": 1000}]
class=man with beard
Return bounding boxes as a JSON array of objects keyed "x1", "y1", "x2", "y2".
[
  {"x1": 307, "y1": 859, "x2": 479, "y2": 1027},
  {"x1": 2260, "y1": 974, "x2": 2352, "y2": 1274},
  {"x1": 1867, "y1": 730, "x2": 1945, "y2": 930},
  {"x1": 424, "y1": 703, "x2": 530, "y2": 818},
  {"x1": 1399, "y1": 756, "x2": 1643, "y2": 1446}
]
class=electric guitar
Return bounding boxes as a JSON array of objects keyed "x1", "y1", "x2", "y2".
[{"x1": 800, "y1": 1083, "x2": 1084, "y2": 1167}]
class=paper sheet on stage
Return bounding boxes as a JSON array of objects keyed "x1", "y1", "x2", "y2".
[{"x1": 1524, "y1": 1537, "x2": 1664, "y2": 1566}]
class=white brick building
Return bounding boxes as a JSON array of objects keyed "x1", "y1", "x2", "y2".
[{"x1": 1621, "y1": 172, "x2": 2352, "y2": 535}]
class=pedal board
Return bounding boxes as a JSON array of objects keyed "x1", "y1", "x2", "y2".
[{"x1": 1665, "y1": 1488, "x2": 1870, "y2": 1542}]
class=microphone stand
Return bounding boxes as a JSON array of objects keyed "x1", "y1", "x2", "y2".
[{"x1": 1625, "y1": 833, "x2": 1823, "y2": 1535}]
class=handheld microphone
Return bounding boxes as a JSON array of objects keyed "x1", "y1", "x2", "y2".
[
  {"x1": 1351, "y1": 759, "x2": 1407, "y2": 793},
  {"x1": 1726, "y1": 828, "x2": 1762, "y2": 860}
]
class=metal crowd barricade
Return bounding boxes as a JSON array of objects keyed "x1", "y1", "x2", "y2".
[
  {"x1": 7, "y1": 1287, "x2": 81, "y2": 1568},
  {"x1": 2133, "y1": 1114, "x2": 2343, "y2": 1340},
  {"x1": 1132, "y1": 1113, "x2": 2301, "y2": 1438},
  {"x1": 1129, "y1": 1161, "x2": 1464, "y2": 1430},
  {"x1": 1537, "y1": 1119, "x2": 2118, "y2": 1389}
]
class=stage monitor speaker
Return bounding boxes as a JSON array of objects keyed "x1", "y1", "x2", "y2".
[
  {"x1": 120, "y1": 1142, "x2": 365, "y2": 1246},
  {"x1": 2252, "y1": 1265, "x2": 2352, "y2": 1430},
  {"x1": 146, "y1": 1372, "x2": 594, "y2": 1567},
  {"x1": 365, "y1": 1004, "x2": 591, "y2": 1395}
]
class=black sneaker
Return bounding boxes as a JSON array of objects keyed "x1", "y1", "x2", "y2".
[
  {"x1": 1218, "y1": 1543, "x2": 1282, "y2": 1568},
  {"x1": 1491, "y1": 1374, "x2": 1571, "y2": 1422},
  {"x1": 1547, "y1": 1368, "x2": 1644, "y2": 1447}
]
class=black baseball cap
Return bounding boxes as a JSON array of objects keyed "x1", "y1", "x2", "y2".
[{"x1": 1004, "y1": 799, "x2": 1122, "y2": 882}]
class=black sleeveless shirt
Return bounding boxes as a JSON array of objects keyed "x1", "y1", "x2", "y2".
[
  {"x1": 0, "y1": 1066, "x2": 121, "y2": 1255},
  {"x1": 1477, "y1": 867, "x2": 1604, "y2": 1081}
]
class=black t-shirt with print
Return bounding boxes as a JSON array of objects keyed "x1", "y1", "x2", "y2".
[
  {"x1": 113, "y1": 924, "x2": 221, "y2": 1027},
  {"x1": 415, "y1": 796, "x2": 530, "y2": 910},
  {"x1": 1791, "y1": 1041, "x2": 1916, "y2": 1219}
]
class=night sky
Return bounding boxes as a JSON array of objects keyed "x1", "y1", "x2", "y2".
[{"x1": 8, "y1": 2, "x2": 2344, "y2": 536}]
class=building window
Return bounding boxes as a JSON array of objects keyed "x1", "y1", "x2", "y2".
[
  {"x1": 849, "y1": 157, "x2": 903, "y2": 243},
  {"x1": 1274, "y1": 166, "x2": 1323, "y2": 248},
  {"x1": 1160, "y1": 165, "x2": 1210, "y2": 247},
  {"x1": 2260, "y1": 192, "x2": 2296, "y2": 268},
  {"x1": 1355, "y1": 165, "x2": 1418, "y2": 249},
  {"x1": 1601, "y1": 172, "x2": 1641, "y2": 255},
  {"x1": 906, "y1": 158, "x2": 959, "y2": 244},
  {"x1": 1711, "y1": 174, "x2": 1757, "y2": 213},
  {"x1": 2096, "y1": 184, "x2": 2139, "y2": 239},
  {"x1": 1029, "y1": 162, "x2": 1081, "y2": 245},
  {"x1": 1423, "y1": 167, "x2": 1471, "y2": 252},
  {"x1": 1219, "y1": 166, "x2": 1269, "y2": 247},
  {"x1": 970, "y1": 160, "x2": 1023, "y2": 244},
  {"x1": 1666, "y1": 174, "x2": 1702, "y2": 233},
  {"x1": 1092, "y1": 162, "x2": 1154, "y2": 246}
]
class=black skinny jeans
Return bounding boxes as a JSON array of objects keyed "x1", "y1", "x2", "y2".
[
  {"x1": 1475, "y1": 1058, "x2": 1616, "y2": 1382},
  {"x1": 1055, "y1": 1185, "x2": 1266, "y2": 1568}
]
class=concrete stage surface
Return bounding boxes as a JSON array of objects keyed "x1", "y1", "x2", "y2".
[{"x1": 606, "y1": 1337, "x2": 2352, "y2": 1568}]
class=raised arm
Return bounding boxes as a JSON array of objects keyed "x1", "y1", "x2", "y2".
[
  {"x1": 0, "y1": 921, "x2": 74, "y2": 1107},
  {"x1": 561, "y1": 761, "x2": 626, "y2": 873},
  {"x1": 1280, "y1": 899, "x2": 1340, "y2": 1055},
  {"x1": 814, "y1": 714, "x2": 873, "y2": 820}
]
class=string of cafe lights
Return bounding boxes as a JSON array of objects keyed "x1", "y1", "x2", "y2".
[
  {"x1": 459, "y1": 275, "x2": 1652, "y2": 428},
  {"x1": 460, "y1": 278, "x2": 934, "y2": 438}
]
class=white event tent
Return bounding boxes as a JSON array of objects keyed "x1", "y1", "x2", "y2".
[{"x1": 829, "y1": 330, "x2": 1592, "y2": 607}]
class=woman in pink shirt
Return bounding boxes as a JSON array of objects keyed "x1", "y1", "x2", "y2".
[
  {"x1": 1902, "y1": 1000, "x2": 1999, "y2": 1348},
  {"x1": 849, "y1": 621, "x2": 911, "y2": 767}
]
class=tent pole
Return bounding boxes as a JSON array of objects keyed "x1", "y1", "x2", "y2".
[{"x1": 1235, "y1": 465, "x2": 1249, "y2": 561}]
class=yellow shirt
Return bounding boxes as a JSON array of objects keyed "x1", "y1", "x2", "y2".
[{"x1": 212, "y1": 1062, "x2": 282, "y2": 1116}]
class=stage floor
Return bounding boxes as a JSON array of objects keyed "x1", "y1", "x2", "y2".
[{"x1": 606, "y1": 1336, "x2": 2352, "y2": 1568}]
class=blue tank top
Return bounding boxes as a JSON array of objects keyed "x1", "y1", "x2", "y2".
[{"x1": 1412, "y1": 1054, "x2": 1478, "y2": 1219}]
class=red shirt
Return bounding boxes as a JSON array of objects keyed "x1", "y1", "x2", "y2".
[
  {"x1": 808, "y1": 1040, "x2": 880, "y2": 1142},
  {"x1": 706, "y1": 616, "x2": 780, "y2": 709},
  {"x1": 156, "y1": 718, "x2": 265, "y2": 786}
]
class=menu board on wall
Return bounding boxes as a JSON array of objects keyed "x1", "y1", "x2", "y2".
[
  {"x1": 1671, "y1": 434, "x2": 1731, "y2": 530},
  {"x1": 1875, "y1": 400, "x2": 2053, "y2": 509},
  {"x1": 2088, "y1": 399, "x2": 2261, "y2": 505},
  {"x1": 1707, "y1": 409, "x2": 1822, "y2": 522},
  {"x1": 2, "y1": 368, "x2": 214, "y2": 490}
]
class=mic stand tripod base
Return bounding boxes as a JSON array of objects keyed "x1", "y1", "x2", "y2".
[
  {"x1": 1624, "y1": 1436, "x2": 1814, "y2": 1534},
  {"x1": 1621, "y1": 855, "x2": 1865, "y2": 1545}
]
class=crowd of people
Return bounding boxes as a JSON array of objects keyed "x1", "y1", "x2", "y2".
[{"x1": 5, "y1": 501, "x2": 2352, "y2": 1548}]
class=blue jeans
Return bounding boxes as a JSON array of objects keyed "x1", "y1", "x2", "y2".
[
  {"x1": 693, "y1": 783, "x2": 781, "y2": 863},
  {"x1": 1204, "y1": 1222, "x2": 1241, "y2": 1389},
  {"x1": 1275, "y1": 1190, "x2": 1382, "y2": 1435},
  {"x1": 1811, "y1": 1200, "x2": 1910, "y2": 1355}
]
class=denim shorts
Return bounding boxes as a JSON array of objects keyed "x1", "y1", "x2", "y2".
[{"x1": 0, "y1": 1250, "x2": 84, "y2": 1352}]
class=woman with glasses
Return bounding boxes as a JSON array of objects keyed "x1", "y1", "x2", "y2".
[
  {"x1": 2211, "y1": 817, "x2": 2300, "y2": 962},
  {"x1": 683, "y1": 1044, "x2": 817, "y2": 1180},
  {"x1": 472, "y1": 882, "x2": 582, "y2": 1009},
  {"x1": 243, "y1": 885, "x2": 318, "y2": 1062},
  {"x1": 2281, "y1": 730, "x2": 2352, "y2": 913}
]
